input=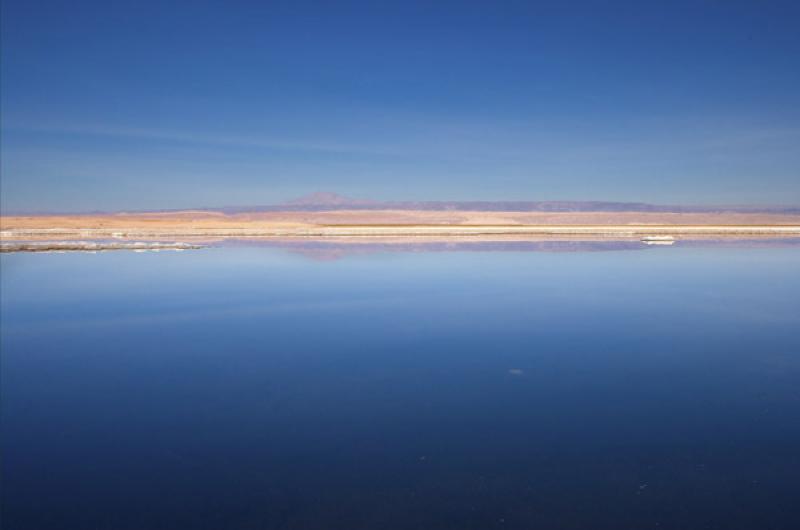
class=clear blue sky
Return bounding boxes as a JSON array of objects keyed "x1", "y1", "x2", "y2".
[{"x1": 2, "y1": 0, "x2": 799, "y2": 212}]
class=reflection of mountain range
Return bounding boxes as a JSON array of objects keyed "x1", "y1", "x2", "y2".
[
  {"x1": 216, "y1": 237, "x2": 800, "y2": 261},
  {"x1": 214, "y1": 192, "x2": 800, "y2": 215},
  {"x1": 220, "y1": 240, "x2": 646, "y2": 261}
]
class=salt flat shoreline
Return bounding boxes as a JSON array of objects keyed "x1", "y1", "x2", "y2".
[
  {"x1": 0, "y1": 241, "x2": 203, "y2": 253},
  {"x1": 3, "y1": 224, "x2": 800, "y2": 239}
]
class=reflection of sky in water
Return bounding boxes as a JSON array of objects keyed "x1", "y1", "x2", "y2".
[{"x1": 2, "y1": 246, "x2": 800, "y2": 529}]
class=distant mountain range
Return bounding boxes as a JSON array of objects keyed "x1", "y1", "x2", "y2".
[
  {"x1": 209, "y1": 192, "x2": 800, "y2": 215},
  {"x1": 6, "y1": 192, "x2": 799, "y2": 216}
]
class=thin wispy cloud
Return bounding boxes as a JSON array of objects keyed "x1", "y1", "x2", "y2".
[{"x1": 2, "y1": 123, "x2": 403, "y2": 157}]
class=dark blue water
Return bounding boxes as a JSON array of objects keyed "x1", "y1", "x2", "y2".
[{"x1": 2, "y1": 244, "x2": 800, "y2": 529}]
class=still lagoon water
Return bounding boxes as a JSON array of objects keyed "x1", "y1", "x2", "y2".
[{"x1": 2, "y1": 242, "x2": 800, "y2": 529}]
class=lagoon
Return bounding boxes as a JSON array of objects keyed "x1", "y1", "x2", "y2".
[{"x1": 2, "y1": 242, "x2": 799, "y2": 529}]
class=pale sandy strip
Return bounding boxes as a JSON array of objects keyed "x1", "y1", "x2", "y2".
[{"x1": 3, "y1": 225, "x2": 800, "y2": 239}]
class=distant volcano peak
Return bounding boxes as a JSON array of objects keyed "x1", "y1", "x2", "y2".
[{"x1": 285, "y1": 192, "x2": 374, "y2": 206}]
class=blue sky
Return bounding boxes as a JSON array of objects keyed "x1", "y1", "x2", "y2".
[{"x1": 2, "y1": 0, "x2": 799, "y2": 212}]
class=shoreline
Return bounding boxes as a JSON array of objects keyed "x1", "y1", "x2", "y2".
[
  {"x1": 0, "y1": 241, "x2": 204, "y2": 253},
  {"x1": 3, "y1": 224, "x2": 800, "y2": 239},
  {"x1": 3, "y1": 234, "x2": 800, "y2": 255}
]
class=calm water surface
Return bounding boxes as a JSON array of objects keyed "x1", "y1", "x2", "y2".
[{"x1": 2, "y1": 244, "x2": 800, "y2": 529}]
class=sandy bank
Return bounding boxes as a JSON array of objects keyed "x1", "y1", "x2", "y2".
[{"x1": 3, "y1": 224, "x2": 800, "y2": 239}]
